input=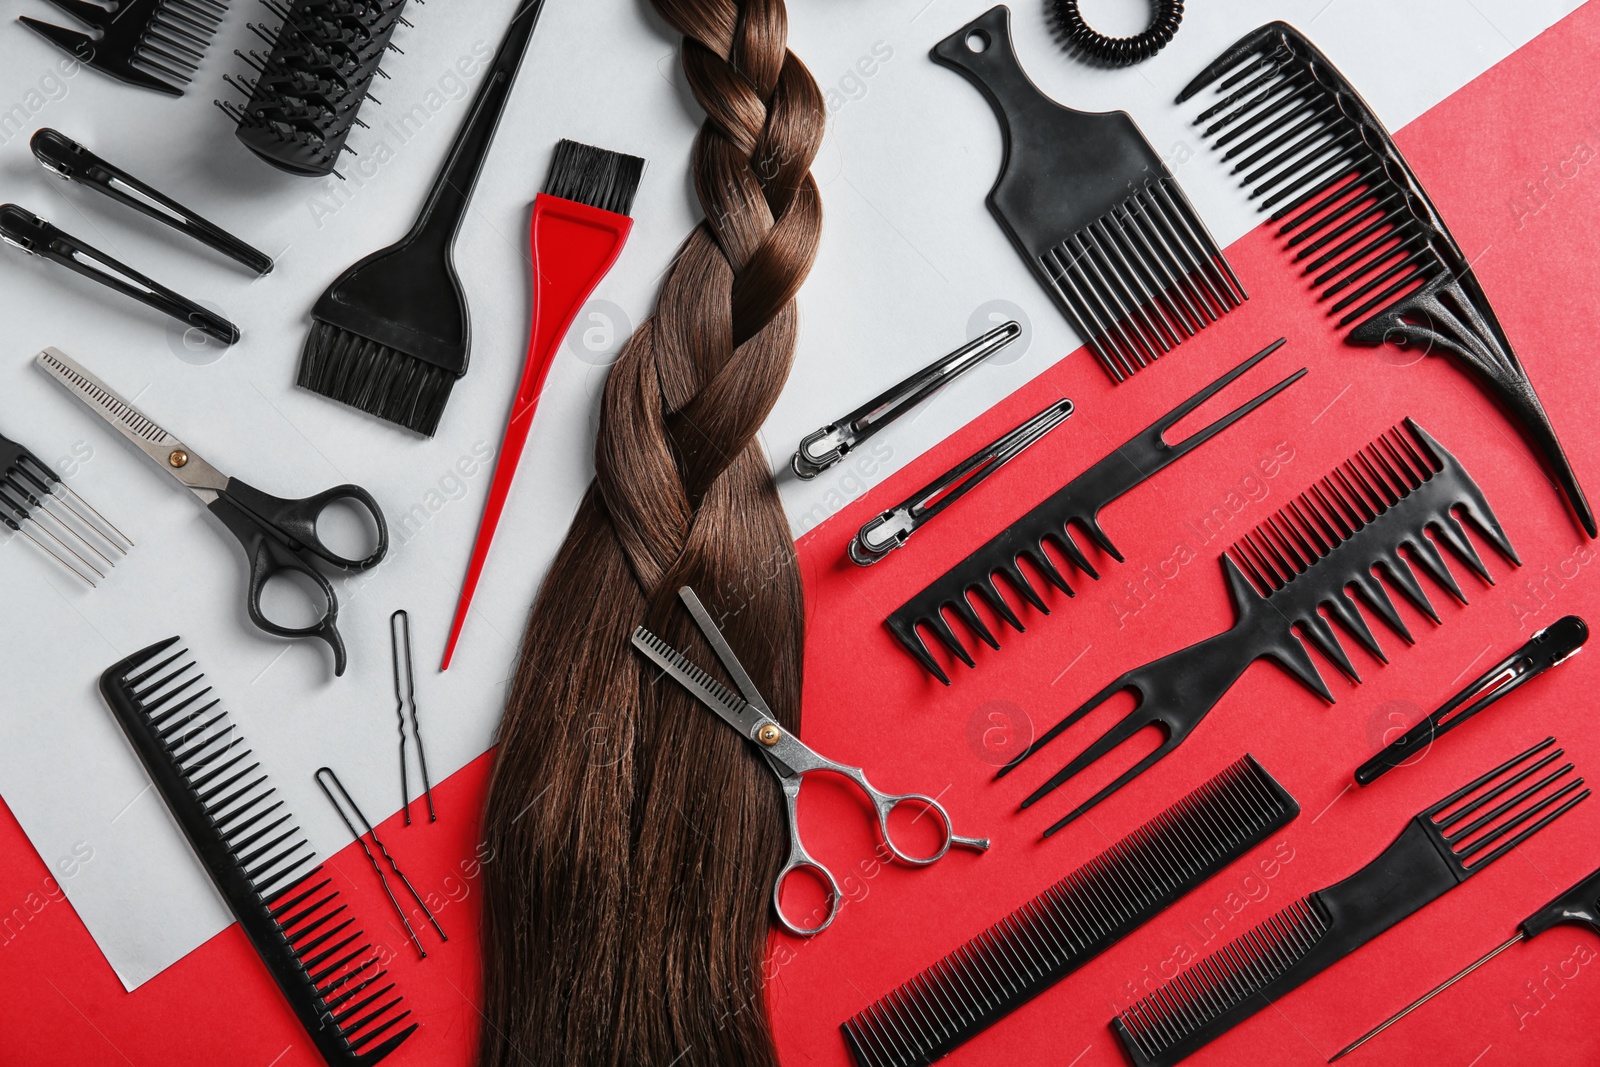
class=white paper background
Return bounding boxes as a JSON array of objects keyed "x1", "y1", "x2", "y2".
[{"x1": 0, "y1": 0, "x2": 1579, "y2": 990}]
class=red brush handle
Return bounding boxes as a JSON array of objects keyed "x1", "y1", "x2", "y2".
[{"x1": 441, "y1": 194, "x2": 634, "y2": 670}]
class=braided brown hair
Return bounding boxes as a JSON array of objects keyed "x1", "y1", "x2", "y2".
[{"x1": 477, "y1": 0, "x2": 823, "y2": 1062}]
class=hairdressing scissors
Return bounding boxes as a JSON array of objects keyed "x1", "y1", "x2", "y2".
[
  {"x1": 37, "y1": 347, "x2": 387, "y2": 676},
  {"x1": 632, "y1": 587, "x2": 989, "y2": 936}
]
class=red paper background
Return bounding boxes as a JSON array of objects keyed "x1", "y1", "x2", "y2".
[{"x1": 6, "y1": 6, "x2": 1600, "y2": 1064}]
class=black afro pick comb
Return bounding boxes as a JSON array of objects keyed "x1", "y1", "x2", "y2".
[
  {"x1": 1179, "y1": 22, "x2": 1593, "y2": 537},
  {"x1": 1000, "y1": 420, "x2": 1519, "y2": 834}
]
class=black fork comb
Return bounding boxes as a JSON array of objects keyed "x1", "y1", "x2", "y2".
[
  {"x1": 1001, "y1": 420, "x2": 1518, "y2": 834},
  {"x1": 1179, "y1": 22, "x2": 1594, "y2": 537},
  {"x1": 1113, "y1": 737, "x2": 1588, "y2": 1067},
  {"x1": 888, "y1": 339, "x2": 1303, "y2": 684},
  {"x1": 99, "y1": 638, "x2": 417, "y2": 1066},
  {"x1": 20, "y1": 0, "x2": 231, "y2": 96}
]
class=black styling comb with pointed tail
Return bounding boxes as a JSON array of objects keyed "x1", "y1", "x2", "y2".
[
  {"x1": 1178, "y1": 22, "x2": 1593, "y2": 538},
  {"x1": 933, "y1": 6, "x2": 1246, "y2": 383},
  {"x1": 1001, "y1": 420, "x2": 1519, "y2": 834},
  {"x1": 888, "y1": 338, "x2": 1303, "y2": 684},
  {"x1": 1113, "y1": 737, "x2": 1587, "y2": 1067},
  {"x1": 99, "y1": 638, "x2": 417, "y2": 1066}
]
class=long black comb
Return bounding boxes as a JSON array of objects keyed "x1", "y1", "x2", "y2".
[
  {"x1": 21, "y1": 0, "x2": 230, "y2": 96},
  {"x1": 1113, "y1": 738, "x2": 1588, "y2": 1067},
  {"x1": 1178, "y1": 22, "x2": 1593, "y2": 537},
  {"x1": 842, "y1": 756, "x2": 1299, "y2": 1067},
  {"x1": 887, "y1": 339, "x2": 1303, "y2": 684},
  {"x1": 99, "y1": 638, "x2": 417, "y2": 1066},
  {"x1": 1001, "y1": 420, "x2": 1518, "y2": 833}
]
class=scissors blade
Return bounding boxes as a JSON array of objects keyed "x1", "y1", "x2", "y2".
[
  {"x1": 631, "y1": 626, "x2": 772, "y2": 744},
  {"x1": 35, "y1": 347, "x2": 229, "y2": 499},
  {"x1": 676, "y1": 586, "x2": 776, "y2": 717}
]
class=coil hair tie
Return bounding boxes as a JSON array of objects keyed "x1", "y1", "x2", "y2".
[{"x1": 1052, "y1": 0, "x2": 1184, "y2": 66}]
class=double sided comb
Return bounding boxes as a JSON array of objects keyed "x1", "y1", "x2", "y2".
[
  {"x1": 100, "y1": 638, "x2": 416, "y2": 1066},
  {"x1": 843, "y1": 756, "x2": 1298, "y2": 1067},
  {"x1": 1114, "y1": 738, "x2": 1588, "y2": 1067},
  {"x1": 20, "y1": 0, "x2": 230, "y2": 96},
  {"x1": 1180, "y1": 22, "x2": 1593, "y2": 536},
  {"x1": 1002, "y1": 420, "x2": 1518, "y2": 833},
  {"x1": 888, "y1": 339, "x2": 1302, "y2": 683},
  {"x1": 1, "y1": 427, "x2": 130, "y2": 585}
]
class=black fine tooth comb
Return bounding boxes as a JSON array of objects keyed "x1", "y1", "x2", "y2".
[
  {"x1": 1178, "y1": 22, "x2": 1594, "y2": 538},
  {"x1": 99, "y1": 638, "x2": 417, "y2": 1066},
  {"x1": 1001, "y1": 419, "x2": 1518, "y2": 834},
  {"x1": 1113, "y1": 737, "x2": 1588, "y2": 1067},
  {"x1": 842, "y1": 756, "x2": 1299, "y2": 1067},
  {"x1": 21, "y1": 0, "x2": 231, "y2": 96},
  {"x1": 932, "y1": 6, "x2": 1246, "y2": 383},
  {"x1": 888, "y1": 338, "x2": 1303, "y2": 684}
]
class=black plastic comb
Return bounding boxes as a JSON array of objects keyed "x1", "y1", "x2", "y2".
[
  {"x1": 842, "y1": 756, "x2": 1298, "y2": 1067},
  {"x1": 1179, "y1": 22, "x2": 1593, "y2": 538},
  {"x1": 1, "y1": 426, "x2": 131, "y2": 585},
  {"x1": 99, "y1": 638, "x2": 417, "y2": 1066},
  {"x1": 932, "y1": 6, "x2": 1246, "y2": 382},
  {"x1": 1001, "y1": 420, "x2": 1518, "y2": 833},
  {"x1": 888, "y1": 339, "x2": 1302, "y2": 684},
  {"x1": 20, "y1": 0, "x2": 230, "y2": 96},
  {"x1": 216, "y1": 0, "x2": 411, "y2": 177},
  {"x1": 1113, "y1": 738, "x2": 1588, "y2": 1067}
]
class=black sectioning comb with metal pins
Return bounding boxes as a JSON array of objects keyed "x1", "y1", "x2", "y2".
[
  {"x1": 19, "y1": 0, "x2": 230, "y2": 96},
  {"x1": 842, "y1": 756, "x2": 1299, "y2": 1067},
  {"x1": 1179, "y1": 22, "x2": 1594, "y2": 537},
  {"x1": 99, "y1": 638, "x2": 418, "y2": 1066},
  {"x1": 933, "y1": 6, "x2": 1245, "y2": 383},
  {"x1": 1001, "y1": 420, "x2": 1518, "y2": 834},
  {"x1": 1, "y1": 427, "x2": 130, "y2": 586},
  {"x1": 888, "y1": 339, "x2": 1302, "y2": 683},
  {"x1": 1113, "y1": 738, "x2": 1589, "y2": 1067}
]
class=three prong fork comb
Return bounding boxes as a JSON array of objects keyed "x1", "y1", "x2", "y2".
[
  {"x1": 20, "y1": 0, "x2": 231, "y2": 96},
  {"x1": 1, "y1": 427, "x2": 130, "y2": 586},
  {"x1": 1113, "y1": 737, "x2": 1588, "y2": 1067},
  {"x1": 1002, "y1": 420, "x2": 1518, "y2": 834},
  {"x1": 1179, "y1": 21, "x2": 1593, "y2": 537}
]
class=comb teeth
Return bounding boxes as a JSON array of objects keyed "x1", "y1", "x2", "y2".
[
  {"x1": 101, "y1": 638, "x2": 417, "y2": 1065},
  {"x1": 0, "y1": 427, "x2": 131, "y2": 586},
  {"x1": 841, "y1": 757, "x2": 1299, "y2": 1067},
  {"x1": 134, "y1": 0, "x2": 231, "y2": 87},
  {"x1": 1426, "y1": 737, "x2": 1589, "y2": 872},
  {"x1": 20, "y1": 0, "x2": 231, "y2": 95}
]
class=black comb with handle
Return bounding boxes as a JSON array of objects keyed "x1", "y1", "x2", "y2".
[
  {"x1": 99, "y1": 638, "x2": 417, "y2": 1066},
  {"x1": 20, "y1": 0, "x2": 230, "y2": 96},
  {"x1": 1178, "y1": 22, "x2": 1593, "y2": 538},
  {"x1": 1001, "y1": 420, "x2": 1519, "y2": 834},
  {"x1": 888, "y1": 339, "x2": 1303, "y2": 683},
  {"x1": 842, "y1": 756, "x2": 1299, "y2": 1067},
  {"x1": 933, "y1": 6, "x2": 1245, "y2": 382},
  {"x1": 1113, "y1": 738, "x2": 1589, "y2": 1067}
]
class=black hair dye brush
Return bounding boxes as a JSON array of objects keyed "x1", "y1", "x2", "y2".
[{"x1": 297, "y1": 0, "x2": 546, "y2": 436}]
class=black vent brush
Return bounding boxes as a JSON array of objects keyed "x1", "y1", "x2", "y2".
[
  {"x1": 20, "y1": 0, "x2": 230, "y2": 96},
  {"x1": 1113, "y1": 737, "x2": 1588, "y2": 1067},
  {"x1": 297, "y1": 0, "x2": 546, "y2": 436},
  {"x1": 1179, "y1": 22, "x2": 1594, "y2": 537},
  {"x1": 1002, "y1": 420, "x2": 1519, "y2": 834},
  {"x1": 843, "y1": 755, "x2": 1299, "y2": 1067},
  {"x1": 99, "y1": 637, "x2": 417, "y2": 1066},
  {"x1": 932, "y1": 6, "x2": 1245, "y2": 382}
]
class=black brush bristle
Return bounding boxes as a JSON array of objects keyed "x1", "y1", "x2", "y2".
[
  {"x1": 543, "y1": 139, "x2": 646, "y2": 216},
  {"x1": 298, "y1": 322, "x2": 454, "y2": 438}
]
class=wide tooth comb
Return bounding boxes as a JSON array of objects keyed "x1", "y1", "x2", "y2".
[
  {"x1": 1179, "y1": 21, "x2": 1594, "y2": 538},
  {"x1": 98, "y1": 638, "x2": 417, "y2": 1066},
  {"x1": 1001, "y1": 420, "x2": 1517, "y2": 832},
  {"x1": 887, "y1": 339, "x2": 1304, "y2": 684},
  {"x1": 20, "y1": 0, "x2": 230, "y2": 96},
  {"x1": 1114, "y1": 738, "x2": 1587, "y2": 1067},
  {"x1": 841, "y1": 756, "x2": 1300, "y2": 1067}
]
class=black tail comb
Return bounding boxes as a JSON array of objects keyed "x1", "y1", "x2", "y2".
[
  {"x1": 887, "y1": 339, "x2": 1303, "y2": 683},
  {"x1": 21, "y1": 0, "x2": 231, "y2": 96},
  {"x1": 1179, "y1": 21, "x2": 1593, "y2": 537},
  {"x1": 99, "y1": 638, "x2": 417, "y2": 1066},
  {"x1": 842, "y1": 756, "x2": 1298, "y2": 1067},
  {"x1": 1002, "y1": 420, "x2": 1518, "y2": 833},
  {"x1": 1114, "y1": 738, "x2": 1587, "y2": 1067}
]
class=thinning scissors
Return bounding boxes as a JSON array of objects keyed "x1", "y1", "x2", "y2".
[
  {"x1": 37, "y1": 347, "x2": 388, "y2": 675},
  {"x1": 632, "y1": 587, "x2": 989, "y2": 936}
]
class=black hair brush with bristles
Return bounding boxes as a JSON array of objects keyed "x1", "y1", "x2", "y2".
[{"x1": 297, "y1": 0, "x2": 546, "y2": 437}]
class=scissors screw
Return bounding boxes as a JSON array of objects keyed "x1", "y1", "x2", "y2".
[
  {"x1": 168, "y1": 450, "x2": 189, "y2": 468},
  {"x1": 757, "y1": 723, "x2": 782, "y2": 746}
]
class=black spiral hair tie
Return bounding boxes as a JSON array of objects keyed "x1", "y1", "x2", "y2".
[{"x1": 1052, "y1": 0, "x2": 1184, "y2": 66}]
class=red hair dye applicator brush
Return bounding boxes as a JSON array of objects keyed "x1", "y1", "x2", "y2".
[{"x1": 441, "y1": 139, "x2": 644, "y2": 670}]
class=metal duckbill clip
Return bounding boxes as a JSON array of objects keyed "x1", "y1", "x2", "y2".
[
  {"x1": 792, "y1": 321, "x2": 1021, "y2": 479},
  {"x1": 31, "y1": 129, "x2": 273, "y2": 275},
  {"x1": 1355, "y1": 615, "x2": 1588, "y2": 786},
  {"x1": 0, "y1": 204, "x2": 239, "y2": 344},
  {"x1": 850, "y1": 398, "x2": 1074, "y2": 566}
]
